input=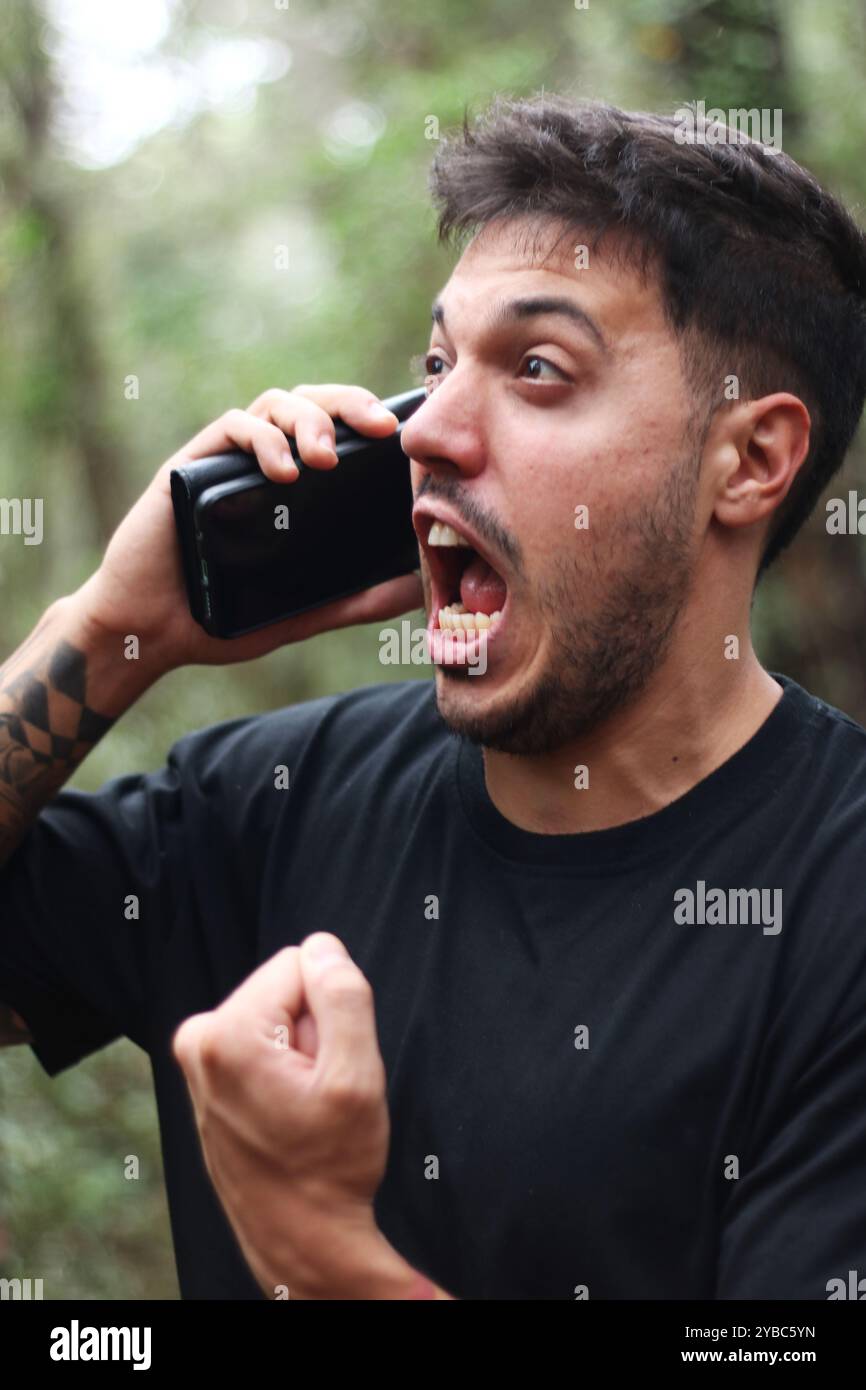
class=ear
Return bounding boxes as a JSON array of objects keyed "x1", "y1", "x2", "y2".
[{"x1": 711, "y1": 393, "x2": 811, "y2": 533}]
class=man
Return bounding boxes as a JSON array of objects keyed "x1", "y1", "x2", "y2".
[{"x1": 2, "y1": 93, "x2": 866, "y2": 1300}]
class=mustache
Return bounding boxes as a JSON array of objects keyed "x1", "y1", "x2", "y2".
[{"x1": 415, "y1": 475, "x2": 523, "y2": 575}]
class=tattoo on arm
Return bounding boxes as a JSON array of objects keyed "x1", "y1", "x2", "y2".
[
  {"x1": 0, "y1": 1003, "x2": 32, "y2": 1046},
  {"x1": 0, "y1": 620, "x2": 115, "y2": 866}
]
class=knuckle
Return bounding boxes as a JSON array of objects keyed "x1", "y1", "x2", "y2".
[
  {"x1": 252, "y1": 387, "x2": 288, "y2": 411},
  {"x1": 195, "y1": 1019, "x2": 229, "y2": 1073},
  {"x1": 172, "y1": 1012, "x2": 208, "y2": 1064},
  {"x1": 171, "y1": 1020, "x2": 194, "y2": 1065},
  {"x1": 291, "y1": 384, "x2": 343, "y2": 414},
  {"x1": 322, "y1": 1072, "x2": 376, "y2": 1113}
]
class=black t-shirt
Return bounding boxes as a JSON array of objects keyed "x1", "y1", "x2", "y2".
[{"x1": 2, "y1": 672, "x2": 866, "y2": 1300}]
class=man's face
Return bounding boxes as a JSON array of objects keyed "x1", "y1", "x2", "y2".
[{"x1": 401, "y1": 217, "x2": 706, "y2": 756}]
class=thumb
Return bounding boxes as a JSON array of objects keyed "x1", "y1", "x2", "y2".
[{"x1": 298, "y1": 934, "x2": 382, "y2": 1082}]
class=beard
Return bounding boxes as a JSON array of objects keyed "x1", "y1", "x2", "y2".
[{"x1": 432, "y1": 445, "x2": 701, "y2": 757}]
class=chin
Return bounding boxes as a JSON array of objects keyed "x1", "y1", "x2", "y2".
[
  {"x1": 433, "y1": 646, "x2": 633, "y2": 756},
  {"x1": 433, "y1": 661, "x2": 542, "y2": 753}
]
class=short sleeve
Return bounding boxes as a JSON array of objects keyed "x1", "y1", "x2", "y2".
[
  {"x1": 0, "y1": 699, "x2": 332, "y2": 1079},
  {"x1": 715, "y1": 963, "x2": 866, "y2": 1298},
  {"x1": 0, "y1": 750, "x2": 191, "y2": 1076}
]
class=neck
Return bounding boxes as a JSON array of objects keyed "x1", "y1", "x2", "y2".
[{"x1": 482, "y1": 635, "x2": 783, "y2": 836}]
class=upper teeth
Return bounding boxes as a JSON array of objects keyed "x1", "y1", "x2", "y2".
[{"x1": 428, "y1": 521, "x2": 472, "y2": 548}]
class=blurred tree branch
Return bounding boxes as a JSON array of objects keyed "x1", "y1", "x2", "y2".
[{"x1": 1, "y1": 0, "x2": 122, "y2": 538}]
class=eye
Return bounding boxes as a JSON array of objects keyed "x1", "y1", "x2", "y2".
[
  {"x1": 408, "y1": 350, "x2": 569, "y2": 393},
  {"x1": 409, "y1": 351, "x2": 449, "y2": 395},
  {"x1": 521, "y1": 354, "x2": 567, "y2": 383}
]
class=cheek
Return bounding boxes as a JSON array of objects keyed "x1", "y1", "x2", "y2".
[
  {"x1": 511, "y1": 438, "x2": 629, "y2": 560},
  {"x1": 541, "y1": 409, "x2": 684, "y2": 537}
]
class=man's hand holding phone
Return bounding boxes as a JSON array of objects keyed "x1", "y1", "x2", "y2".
[{"x1": 71, "y1": 384, "x2": 424, "y2": 674}]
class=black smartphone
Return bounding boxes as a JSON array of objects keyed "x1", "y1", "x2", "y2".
[{"x1": 170, "y1": 386, "x2": 426, "y2": 638}]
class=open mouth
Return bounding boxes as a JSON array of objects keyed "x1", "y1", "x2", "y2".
[{"x1": 413, "y1": 509, "x2": 510, "y2": 663}]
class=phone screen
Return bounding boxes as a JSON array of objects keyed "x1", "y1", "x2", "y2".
[{"x1": 198, "y1": 432, "x2": 419, "y2": 636}]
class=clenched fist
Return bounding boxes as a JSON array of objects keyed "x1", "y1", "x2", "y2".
[{"x1": 172, "y1": 933, "x2": 443, "y2": 1299}]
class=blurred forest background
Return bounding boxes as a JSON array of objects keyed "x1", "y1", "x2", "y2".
[{"x1": 2, "y1": 0, "x2": 866, "y2": 1299}]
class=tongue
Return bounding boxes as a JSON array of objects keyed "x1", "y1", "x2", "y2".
[{"x1": 459, "y1": 555, "x2": 507, "y2": 615}]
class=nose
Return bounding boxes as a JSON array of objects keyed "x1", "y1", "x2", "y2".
[{"x1": 400, "y1": 374, "x2": 487, "y2": 483}]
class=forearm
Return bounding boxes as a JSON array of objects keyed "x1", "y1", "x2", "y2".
[
  {"x1": 238, "y1": 1199, "x2": 455, "y2": 1300},
  {"x1": 0, "y1": 586, "x2": 168, "y2": 866}
]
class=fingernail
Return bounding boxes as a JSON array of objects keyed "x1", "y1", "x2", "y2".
[
  {"x1": 368, "y1": 403, "x2": 396, "y2": 422},
  {"x1": 281, "y1": 450, "x2": 298, "y2": 473},
  {"x1": 318, "y1": 433, "x2": 337, "y2": 457}
]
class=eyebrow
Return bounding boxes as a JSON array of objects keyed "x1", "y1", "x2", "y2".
[{"x1": 430, "y1": 294, "x2": 609, "y2": 353}]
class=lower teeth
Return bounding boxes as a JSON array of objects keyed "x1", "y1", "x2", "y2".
[{"x1": 437, "y1": 602, "x2": 503, "y2": 632}]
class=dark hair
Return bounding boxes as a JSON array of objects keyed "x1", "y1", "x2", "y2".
[{"x1": 428, "y1": 94, "x2": 866, "y2": 573}]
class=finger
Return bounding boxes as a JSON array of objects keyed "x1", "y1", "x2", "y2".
[
  {"x1": 295, "y1": 1012, "x2": 319, "y2": 1059},
  {"x1": 297, "y1": 934, "x2": 383, "y2": 1083},
  {"x1": 322, "y1": 571, "x2": 425, "y2": 631},
  {"x1": 291, "y1": 384, "x2": 399, "y2": 434},
  {"x1": 214, "y1": 946, "x2": 309, "y2": 1064},
  {"x1": 172, "y1": 408, "x2": 300, "y2": 483},
  {"x1": 171, "y1": 1010, "x2": 218, "y2": 1109},
  {"x1": 248, "y1": 385, "x2": 399, "y2": 469},
  {"x1": 172, "y1": 1010, "x2": 211, "y2": 1073},
  {"x1": 224, "y1": 572, "x2": 424, "y2": 663}
]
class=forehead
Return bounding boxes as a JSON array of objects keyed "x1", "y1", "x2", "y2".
[{"x1": 436, "y1": 217, "x2": 667, "y2": 344}]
